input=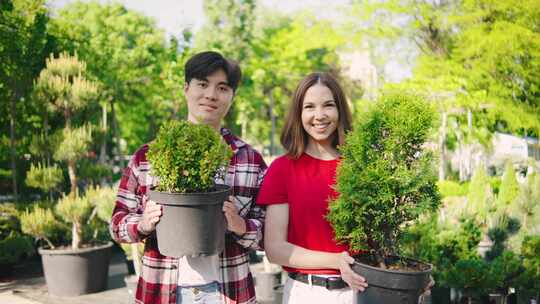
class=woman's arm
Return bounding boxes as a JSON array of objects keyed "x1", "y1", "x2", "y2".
[
  {"x1": 264, "y1": 204, "x2": 368, "y2": 291},
  {"x1": 265, "y1": 204, "x2": 340, "y2": 268}
]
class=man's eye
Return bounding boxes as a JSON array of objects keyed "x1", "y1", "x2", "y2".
[{"x1": 198, "y1": 82, "x2": 207, "y2": 88}]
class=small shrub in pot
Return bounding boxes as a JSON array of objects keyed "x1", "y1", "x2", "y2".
[
  {"x1": 146, "y1": 120, "x2": 232, "y2": 257},
  {"x1": 327, "y1": 92, "x2": 441, "y2": 303}
]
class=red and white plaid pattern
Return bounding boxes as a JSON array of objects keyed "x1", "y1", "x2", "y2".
[{"x1": 110, "y1": 128, "x2": 267, "y2": 304}]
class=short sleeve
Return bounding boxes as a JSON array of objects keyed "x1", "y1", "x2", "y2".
[{"x1": 256, "y1": 155, "x2": 289, "y2": 205}]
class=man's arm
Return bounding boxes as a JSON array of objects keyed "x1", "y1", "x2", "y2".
[
  {"x1": 229, "y1": 159, "x2": 267, "y2": 250},
  {"x1": 109, "y1": 153, "x2": 149, "y2": 243}
]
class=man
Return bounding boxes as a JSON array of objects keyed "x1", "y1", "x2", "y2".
[{"x1": 110, "y1": 51, "x2": 267, "y2": 304}]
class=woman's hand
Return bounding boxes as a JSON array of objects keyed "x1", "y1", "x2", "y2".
[
  {"x1": 337, "y1": 251, "x2": 368, "y2": 292},
  {"x1": 223, "y1": 196, "x2": 247, "y2": 235}
]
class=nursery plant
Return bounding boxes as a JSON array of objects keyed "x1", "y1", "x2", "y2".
[
  {"x1": 147, "y1": 120, "x2": 232, "y2": 193},
  {"x1": 327, "y1": 92, "x2": 441, "y2": 303},
  {"x1": 17, "y1": 52, "x2": 115, "y2": 297},
  {"x1": 146, "y1": 120, "x2": 232, "y2": 257},
  {"x1": 328, "y1": 92, "x2": 440, "y2": 263}
]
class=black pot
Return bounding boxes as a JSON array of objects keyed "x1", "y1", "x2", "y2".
[
  {"x1": 430, "y1": 287, "x2": 451, "y2": 304},
  {"x1": 38, "y1": 242, "x2": 113, "y2": 296},
  {"x1": 148, "y1": 184, "x2": 229, "y2": 257},
  {"x1": 352, "y1": 255, "x2": 432, "y2": 304}
]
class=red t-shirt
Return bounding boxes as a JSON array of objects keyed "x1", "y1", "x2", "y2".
[{"x1": 257, "y1": 153, "x2": 349, "y2": 274}]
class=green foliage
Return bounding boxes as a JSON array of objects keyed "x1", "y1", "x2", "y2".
[
  {"x1": 515, "y1": 235, "x2": 540, "y2": 293},
  {"x1": 489, "y1": 251, "x2": 522, "y2": 294},
  {"x1": 328, "y1": 92, "x2": 440, "y2": 261},
  {"x1": 53, "y1": 125, "x2": 92, "y2": 162},
  {"x1": 148, "y1": 120, "x2": 232, "y2": 193},
  {"x1": 402, "y1": 216, "x2": 482, "y2": 287},
  {"x1": 356, "y1": 0, "x2": 540, "y2": 189},
  {"x1": 466, "y1": 167, "x2": 494, "y2": 222},
  {"x1": 507, "y1": 173, "x2": 540, "y2": 252},
  {"x1": 50, "y1": 2, "x2": 175, "y2": 152},
  {"x1": 25, "y1": 163, "x2": 63, "y2": 192},
  {"x1": 496, "y1": 162, "x2": 520, "y2": 210},
  {"x1": 85, "y1": 185, "x2": 116, "y2": 223},
  {"x1": 78, "y1": 161, "x2": 113, "y2": 185},
  {"x1": 20, "y1": 205, "x2": 61, "y2": 249},
  {"x1": 446, "y1": 258, "x2": 494, "y2": 296},
  {"x1": 486, "y1": 216, "x2": 521, "y2": 261},
  {"x1": 437, "y1": 180, "x2": 469, "y2": 197},
  {"x1": 0, "y1": 232, "x2": 34, "y2": 265},
  {"x1": 55, "y1": 194, "x2": 92, "y2": 227}
]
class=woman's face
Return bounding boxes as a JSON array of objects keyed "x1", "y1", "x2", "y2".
[{"x1": 301, "y1": 84, "x2": 339, "y2": 146}]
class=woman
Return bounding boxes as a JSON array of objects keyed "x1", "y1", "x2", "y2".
[{"x1": 256, "y1": 72, "x2": 368, "y2": 304}]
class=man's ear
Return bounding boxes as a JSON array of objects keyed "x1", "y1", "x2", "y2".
[{"x1": 184, "y1": 82, "x2": 189, "y2": 94}]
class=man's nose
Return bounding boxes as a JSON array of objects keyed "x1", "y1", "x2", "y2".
[{"x1": 205, "y1": 87, "x2": 218, "y2": 100}]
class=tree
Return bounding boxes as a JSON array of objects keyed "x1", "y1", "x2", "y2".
[
  {"x1": 351, "y1": 0, "x2": 540, "y2": 180},
  {"x1": 0, "y1": 0, "x2": 51, "y2": 199},
  {"x1": 467, "y1": 166, "x2": 495, "y2": 224},
  {"x1": 496, "y1": 162, "x2": 520, "y2": 212},
  {"x1": 50, "y1": 2, "x2": 175, "y2": 154},
  {"x1": 34, "y1": 52, "x2": 98, "y2": 195}
]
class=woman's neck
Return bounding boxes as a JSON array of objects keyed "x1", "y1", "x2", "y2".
[{"x1": 305, "y1": 139, "x2": 339, "y2": 160}]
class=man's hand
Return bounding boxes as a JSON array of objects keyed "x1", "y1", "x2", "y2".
[
  {"x1": 418, "y1": 275, "x2": 435, "y2": 304},
  {"x1": 337, "y1": 251, "x2": 369, "y2": 292},
  {"x1": 137, "y1": 200, "x2": 162, "y2": 235},
  {"x1": 223, "y1": 196, "x2": 246, "y2": 236}
]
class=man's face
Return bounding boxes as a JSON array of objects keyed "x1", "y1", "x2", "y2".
[{"x1": 185, "y1": 69, "x2": 234, "y2": 129}]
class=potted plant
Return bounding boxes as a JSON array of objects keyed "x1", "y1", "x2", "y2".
[
  {"x1": 146, "y1": 120, "x2": 232, "y2": 257},
  {"x1": 18, "y1": 52, "x2": 114, "y2": 297},
  {"x1": 327, "y1": 93, "x2": 441, "y2": 303}
]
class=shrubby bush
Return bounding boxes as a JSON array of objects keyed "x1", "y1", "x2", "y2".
[
  {"x1": 328, "y1": 92, "x2": 440, "y2": 265},
  {"x1": 147, "y1": 120, "x2": 232, "y2": 193}
]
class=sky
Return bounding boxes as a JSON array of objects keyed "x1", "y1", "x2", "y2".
[
  {"x1": 45, "y1": 0, "x2": 412, "y2": 82},
  {"x1": 46, "y1": 0, "x2": 350, "y2": 36}
]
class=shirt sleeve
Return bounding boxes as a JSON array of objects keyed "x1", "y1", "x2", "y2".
[
  {"x1": 256, "y1": 156, "x2": 289, "y2": 206},
  {"x1": 230, "y1": 151, "x2": 267, "y2": 250},
  {"x1": 109, "y1": 148, "x2": 149, "y2": 243}
]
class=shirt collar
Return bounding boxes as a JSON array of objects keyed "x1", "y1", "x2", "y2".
[{"x1": 220, "y1": 127, "x2": 246, "y2": 153}]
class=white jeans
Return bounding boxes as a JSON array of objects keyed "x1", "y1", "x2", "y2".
[{"x1": 282, "y1": 276, "x2": 353, "y2": 304}]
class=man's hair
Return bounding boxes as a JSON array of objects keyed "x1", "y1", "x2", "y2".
[
  {"x1": 281, "y1": 72, "x2": 353, "y2": 159},
  {"x1": 184, "y1": 51, "x2": 242, "y2": 92}
]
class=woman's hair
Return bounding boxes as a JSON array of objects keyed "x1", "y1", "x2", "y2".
[{"x1": 280, "y1": 72, "x2": 352, "y2": 158}]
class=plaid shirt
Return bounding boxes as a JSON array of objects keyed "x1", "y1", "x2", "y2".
[{"x1": 110, "y1": 128, "x2": 267, "y2": 304}]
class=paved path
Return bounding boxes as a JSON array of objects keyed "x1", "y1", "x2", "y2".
[
  {"x1": 1, "y1": 249, "x2": 283, "y2": 304},
  {"x1": 0, "y1": 248, "x2": 132, "y2": 304}
]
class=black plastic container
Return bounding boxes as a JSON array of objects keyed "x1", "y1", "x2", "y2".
[{"x1": 148, "y1": 184, "x2": 229, "y2": 257}]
